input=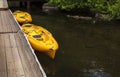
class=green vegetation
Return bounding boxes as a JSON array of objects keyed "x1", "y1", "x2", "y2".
[{"x1": 49, "y1": 0, "x2": 120, "y2": 20}]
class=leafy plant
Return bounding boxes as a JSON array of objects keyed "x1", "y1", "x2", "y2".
[
  {"x1": 48, "y1": 0, "x2": 120, "y2": 20},
  {"x1": 107, "y1": 0, "x2": 120, "y2": 19}
]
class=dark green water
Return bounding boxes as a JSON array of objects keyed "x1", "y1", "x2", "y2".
[
  {"x1": 11, "y1": 7, "x2": 120, "y2": 77},
  {"x1": 31, "y1": 11, "x2": 120, "y2": 77}
]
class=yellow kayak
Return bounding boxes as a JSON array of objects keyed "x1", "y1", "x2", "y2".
[
  {"x1": 22, "y1": 23, "x2": 59, "y2": 59},
  {"x1": 13, "y1": 10, "x2": 32, "y2": 24}
]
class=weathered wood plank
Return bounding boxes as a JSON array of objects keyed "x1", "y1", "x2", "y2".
[
  {"x1": 9, "y1": 33, "x2": 25, "y2": 77},
  {"x1": 15, "y1": 33, "x2": 35, "y2": 77},
  {"x1": 0, "y1": 11, "x2": 6, "y2": 33},
  {"x1": 0, "y1": 32, "x2": 46, "y2": 77},
  {"x1": 4, "y1": 34, "x2": 16, "y2": 77},
  {"x1": 0, "y1": 0, "x2": 4, "y2": 8},
  {"x1": 17, "y1": 31, "x2": 45, "y2": 77},
  {"x1": 0, "y1": 34, "x2": 7, "y2": 77},
  {"x1": 8, "y1": 10, "x2": 20, "y2": 32},
  {"x1": 4, "y1": 10, "x2": 15, "y2": 33},
  {"x1": 0, "y1": 10, "x2": 19, "y2": 33},
  {"x1": 0, "y1": 12, "x2": 4, "y2": 33},
  {"x1": 0, "y1": 0, "x2": 46, "y2": 76},
  {"x1": 0, "y1": 0, "x2": 8, "y2": 9},
  {"x1": 3, "y1": 11, "x2": 12, "y2": 33}
]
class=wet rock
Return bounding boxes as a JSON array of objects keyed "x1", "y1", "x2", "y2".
[
  {"x1": 83, "y1": 68, "x2": 111, "y2": 77},
  {"x1": 90, "y1": 71, "x2": 111, "y2": 77},
  {"x1": 42, "y1": 3, "x2": 58, "y2": 14},
  {"x1": 66, "y1": 15, "x2": 92, "y2": 20}
]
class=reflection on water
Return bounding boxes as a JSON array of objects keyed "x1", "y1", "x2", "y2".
[
  {"x1": 35, "y1": 52, "x2": 57, "y2": 76},
  {"x1": 82, "y1": 61, "x2": 111, "y2": 77},
  {"x1": 31, "y1": 11, "x2": 120, "y2": 77},
  {"x1": 11, "y1": 7, "x2": 120, "y2": 77}
]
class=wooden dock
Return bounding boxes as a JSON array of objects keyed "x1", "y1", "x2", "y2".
[{"x1": 0, "y1": 0, "x2": 46, "y2": 77}]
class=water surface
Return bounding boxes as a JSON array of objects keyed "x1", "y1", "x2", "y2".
[
  {"x1": 11, "y1": 7, "x2": 120, "y2": 77},
  {"x1": 30, "y1": 11, "x2": 120, "y2": 77}
]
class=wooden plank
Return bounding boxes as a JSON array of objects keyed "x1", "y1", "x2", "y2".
[
  {"x1": 0, "y1": 10, "x2": 19, "y2": 33},
  {"x1": 4, "y1": 34, "x2": 16, "y2": 77},
  {"x1": 3, "y1": 0, "x2": 8, "y2": 8},
  {"x1": 14, "y1": 33, "x2": 35, "y2": 77},
  {"x1": 0, "y1": 11, "x2": 7, "y2": 33},
  {"x1": 17, "y1": 31, "x2": 45, "y2": 77},
  {"x1": 5, "y1": 10, "x2": 15, "y2": 33},
  {"x1": 4, "y1": 10, "x2": 15, "y2": 33},
  {"x1": 9, "y1": 33, "x2": 25, "y2": 77},
  {"x1": 0, "y1": 33, "x2": 45, "y2": 77},
  {"x1": 0, "y1": 4, "x2": 46, "y2": 76},
  {"x1": 0, "y1": 0, "x2": 4, "y2": 8},
  {"x1": 3, "y1": 11, "x2": 12, "y2": 33},
  {"x1": 0, "y1": 0, "x2": 8, "y2": 9},
  {"x1": 0, "y1": 34, "x2": 7, "y2": 77},
  {"x1": 17, "y1": 31, "x2": 42, "y2": 77},
  {"x1": 8, "y1": 10, "x2": 20, "y2": 32},
  {"x1": 0, "y1": 11, "x2": 5, "y2": 33},
  {"x1": 0, "y1": 12, "x2": 4, "y2": 33}
]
